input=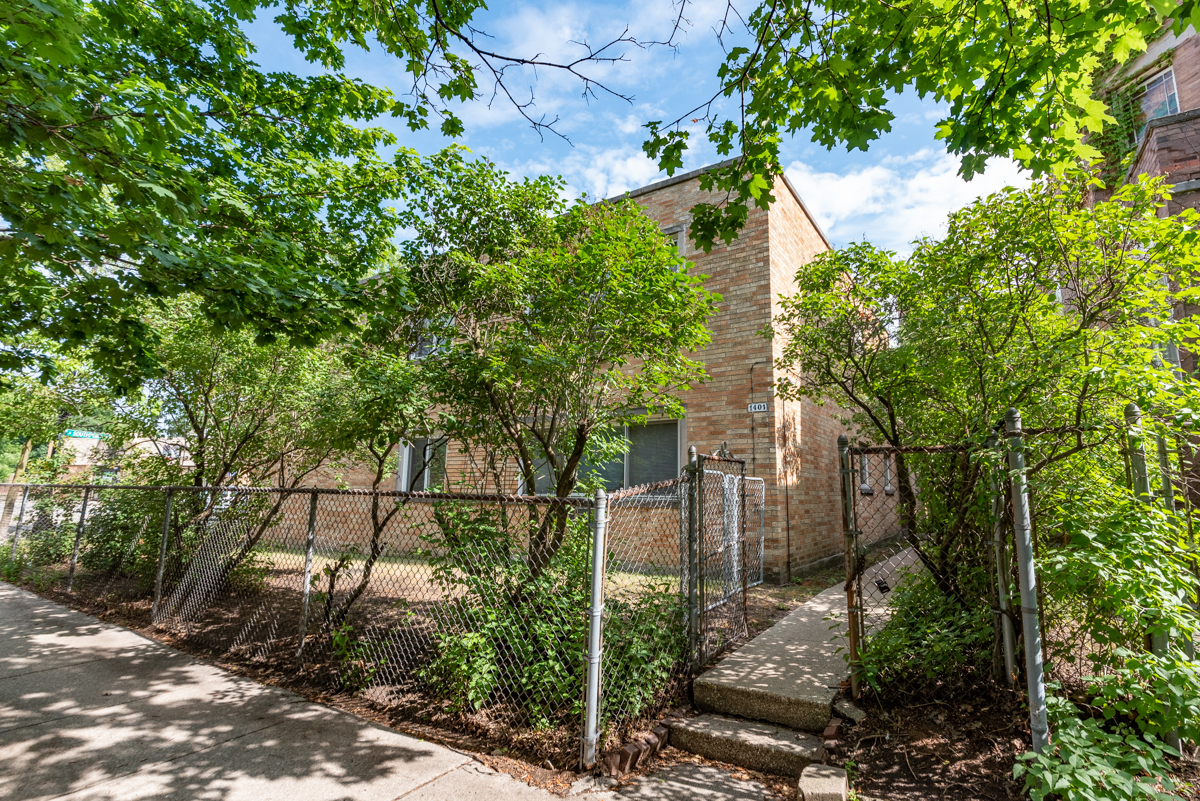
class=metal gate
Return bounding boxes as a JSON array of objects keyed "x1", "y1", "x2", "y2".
[{"x1": 683, "y1": 451, "x2": 753, "y2": 668}]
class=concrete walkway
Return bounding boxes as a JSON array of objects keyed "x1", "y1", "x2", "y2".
[{"x1": 0, "y1": 582, "x2": 559, "y2": 801}]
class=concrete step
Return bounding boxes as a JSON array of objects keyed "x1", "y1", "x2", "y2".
[
  {"x1": 666, "y1": 713, "x2": 826, "y2": 777},
  {"x1": 693, "y1": 585, "x2": 846, "y2": 732}
]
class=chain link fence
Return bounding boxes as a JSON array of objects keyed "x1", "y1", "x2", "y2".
[
  {"x1": 841, "y1": 442, "x2": 1004, "y2": 700},
  {"x1": 0, "y1": 463, "x2": 762, "y2": 766}
]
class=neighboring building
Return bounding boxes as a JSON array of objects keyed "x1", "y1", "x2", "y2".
[
  {"x1": 397, "y1": 163, "x2": 850, "y2": 583},
  {"x1": 1105, "y1": 26, "x2": 1200, "y2": 217},
  {"x1": 1102, "y1": 27, "x2": 1200, "y2": 375}
]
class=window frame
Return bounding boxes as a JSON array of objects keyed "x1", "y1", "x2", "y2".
[
  {"x1": 1139, "y1": 68, "x2": 1180, "y2": 134},
  {"x1": 523, "y1": 419, "x2": 684, "y2": 495},
  {"x1": 396, "y1": 437, "x2": 448, "y2": 492}
]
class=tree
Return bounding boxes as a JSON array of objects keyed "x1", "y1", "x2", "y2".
[
  {"x1": 771, "y1": 176, "x2": 1200, "y2": 597},
  {"x1": 398, "y1": 155, "x2": 719, "y2": 576},
  {"x1": 315, "y1": 334, "x2": 432, "y2": 631},
  {"x1": 2, "y1": 0, "x2": 633, "y2": 385},
  {"x1": 643, "y1": 0, "x2": 1198, "y2": 250}
]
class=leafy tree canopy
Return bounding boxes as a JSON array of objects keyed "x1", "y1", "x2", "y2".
[
  {"x1": 392, "y1": 155, "x2": 718, "y2": 573},
  {"x1": 773, "y1": 176, "x2": 1200, "y2": 452},
  {"x1": 3, "y1": 0, "x2": 621, "y2": 386},
  {"x1": 644, "y1": 0, "x2": 1196, "y2": 250}
]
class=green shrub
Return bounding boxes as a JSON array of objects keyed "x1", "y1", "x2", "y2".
[
  {"x1": 1015, "y1": 695, "x2": 1182, "y2": 801},
  {"x1": 419, "y1": 502, "x2": 685, "y2": 728},
  {"x1": 331, "y1": 622, "x2": 384, "y2": 692},
  {"x1": 859, "y1": 567, "x2": 993, "y2": 695}
]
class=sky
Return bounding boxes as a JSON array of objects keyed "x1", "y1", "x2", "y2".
[{"x1": 246, "y1": 0, "x2": 1031, "y2": 255}]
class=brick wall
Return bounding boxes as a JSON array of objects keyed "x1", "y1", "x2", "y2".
[
  {"x1": 1128, "y1": 109, "x2": 1200, "y2": 215},
  {"x1": 1172, "y1": 34, "x2": 1200, "y2": 113}
]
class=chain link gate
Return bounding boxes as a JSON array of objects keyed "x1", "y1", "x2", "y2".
[{"x1": 683, "y1": 451, "x2": 751, "y2": 668}]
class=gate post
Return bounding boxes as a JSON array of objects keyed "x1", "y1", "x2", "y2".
[
  {"x1": 1006, "y1": 409, "x2": 1049, "y2": 753},
  {"x1": 581, "y1": 490, "x2": 607, "y2": 768},
  {"x1": 65, "y1": 487, "x2": 91, "y2": 593},
  {"x1": 1126, "y1": 402, "x2": 1181, "y2": 750},
  {"x1": 686, "y1": 446, "x2": 699, "y2": 668},
  {"x1": 838, "y1": 435, "x2": 862, "y2": 699}
]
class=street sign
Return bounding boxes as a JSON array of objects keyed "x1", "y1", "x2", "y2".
[
  {"x1": 64, "y1": 429, "x2": 108, "y2": 439},
  {"x1": 747, "y1": 402, "x2": 768, "y2": 413}
]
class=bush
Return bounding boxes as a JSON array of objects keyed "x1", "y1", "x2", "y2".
[
  {"x1": 420, "y1": 502, "x2": 685, "y2": 728},
  {"x1": 1015, "y1": 695, "x2": 1182, "y2": 801},
  {"x1": 859, "y1": 567, "x2": 993, "y2": 695}
]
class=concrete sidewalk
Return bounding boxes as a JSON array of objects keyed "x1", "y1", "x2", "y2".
[{"x1": 0, "y1": 582, "x2": 560, "y2": 801}]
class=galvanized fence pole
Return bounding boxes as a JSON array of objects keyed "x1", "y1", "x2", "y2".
[
  {"x1": 1127, "y1": 403, "x2": 1152, "y2": 502},
  {"x1": 687, "y1": 446, "x2": 699, "y2": 667},
  {"x1": 838, "y1": 435, "x2": 862, "y2": 699},
  {"x1": 295, "y1": 490, "x2": 319, "y2": 659},
  {"x1": 65, "y1": 488, "x2": 91, "y2": 593},
  {"x1": 9, "y1": 485, "x2": 28, "y2": 560},
  {"x1": 581, "y1": 489, "x2": 607, "y2": 769},
  {"x1": 740, "y1": 460, "x2": 748, "y2": 639},
  {"x1": 1006, "y1": 409, "x2": 1049, "y2": 753},
  {"x1": 988, "y1": 435, "x2": 1017, "y2": 687},
  {"x1": 1126, "y1": 403, "x2": 1182, "y2": 749},
  {"x1": 151, "y1": 488, "x2": 175, "y2": 622},
  {"x1": 697, "y1": 453, "x2": 708, "y2": 666}
]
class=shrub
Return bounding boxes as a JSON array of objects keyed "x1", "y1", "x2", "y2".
[
  {"x1": 859, "y1": 567, "x2": 993, "y2": 695},
  {"x1": 420, "y1": 502, "x2": 685, "y2": 728},
  {"x1": 1015, "y1": 695, "x2": 1182, "y2": 801}
]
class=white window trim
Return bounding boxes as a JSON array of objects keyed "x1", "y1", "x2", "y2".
[
  {"x1": 396, "y1": 439, "x2": 443, "y2": 492},
  {"x1": 1141, "y1": 68, "x2": 1180, "y2": 120}
]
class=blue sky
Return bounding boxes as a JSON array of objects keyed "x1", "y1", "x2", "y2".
[{"x1": 247, "y1": 0, "x2": 1030, "y2": 254}]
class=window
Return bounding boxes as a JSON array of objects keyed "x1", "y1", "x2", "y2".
[
  {"x1": 399, "y1": 438, "x2": 447, "y2": 491},
  {"x1": 1141, "y1": 69, "x2": 1179, "y2": 127},
  {"x1": 525, "y1": 421, "x2": 681, "y2": 494},
  {"x1": 662, "y1": 226, "x2": 687, "y2": 270},
  {"x1": 627, "y1": 421, "x2": 679, "y2": 486}
]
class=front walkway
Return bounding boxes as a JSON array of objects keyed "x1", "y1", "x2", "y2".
[{"x1": 0, "y1": 582, "x2": 558, "y2": 801}]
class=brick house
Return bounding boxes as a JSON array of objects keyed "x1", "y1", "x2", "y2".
[
  {"x1": 1118, "y1": 26, "x2": 1200, "y2": 220},
  {"x1": 1101, "y1": 26, "x2": 1200, "y2": 374},
  {"x1": 397, "y1": 163, "x2": 849, "y2": 584}
]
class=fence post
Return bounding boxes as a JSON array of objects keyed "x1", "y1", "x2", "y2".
[
  {"x1": 295, "y1": 490, "x2": 319, "y2": 659},
  {"x1": 838, "y1": 435, "x2": 862, "y2": 699},
  {"x1": 1126, "y1": 403, "x2": 1151, "y2": 502},
  {"x1": 1006, "y1": 409, "x2": 1049, "y2": 753},
  {"x1": 151, "y1": 488, "x2": 175, "y2": 622},
  {"x1": 687, "y1": 446, "x2": 699, "y2": 668},
  {"x1": 581, "y1": 489, "x2": 607, "y2": 769},
  {"x1": 1126, "y1": 402, "x2": 1182, "y2": 748},
  {"x1": 987, "y1": 434, "x2": 1017, "y2": 687},
  {"x1": 9, "y1": 485, "x2": 28, "y2": 560},
  {"x1": 696, "y1": 453, "x2": 708, "y2": 665},
  {"x1": 65, "y1": 488, "x2": 91, "y2": 593}
]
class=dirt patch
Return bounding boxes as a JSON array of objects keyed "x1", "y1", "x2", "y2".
[{"x1": 834, "y1": 692, "x2": 1028, "y2": 800}]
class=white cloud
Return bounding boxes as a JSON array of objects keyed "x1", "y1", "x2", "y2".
[
  {"x1": 785, "y1": 149, "x2": 1031, "y2": 254},
  {"x1": 508, "y1": 144, "x2": 664, "y2": 199}
]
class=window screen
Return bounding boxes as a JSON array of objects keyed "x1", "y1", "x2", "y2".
[{"x1": 627, "y1": 421, "x2": 679, "y2": 486}]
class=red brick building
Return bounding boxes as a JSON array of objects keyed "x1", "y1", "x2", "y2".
[
  {"x1": 1113, "y1": 26, "x2": 1200, "y2": 215},
  {"x1": 1106, "y1": 26, "x2": 1200, "y2": 375}
]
